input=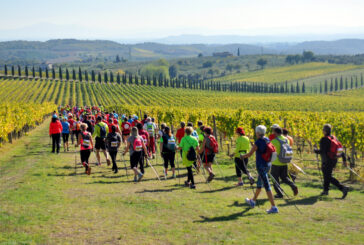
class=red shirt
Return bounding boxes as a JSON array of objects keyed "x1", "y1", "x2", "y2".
[
  {"x1": 49, "y1": 120, "x2": 63, "y2": 135},
  {"x1": 176, "y1": 128, "x2": 185, "y2": 144},
  {"x1": 131, "y1": 120, "x2": 141, "y2": 128},
  {"x1": 139, "y1": 129, "x2": 149, "y2": 145},
  {"x1": 122, "y1": 122, "x2": 131, "y2": 134},
  {"x1": 68, "y1": 118, "x2": 75, "y2": 131}
]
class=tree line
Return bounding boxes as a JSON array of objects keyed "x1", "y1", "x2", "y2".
[{"x1": 2, "y1": 64, "x2": 308, "y2": 94}]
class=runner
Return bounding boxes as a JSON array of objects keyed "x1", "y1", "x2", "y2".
[
  {"x1": 314, "y1": 124, "x2": 349, "y2": 198},
  {"x1": 121, "y1": 117, "x2": 132, "y2": 144},
  {"x1": 93, "y1": 116, "x2": 111, "y2": 166},
  {"x1": 144, "y1": 117, "x2": 157, "y2": 157},
  {"x1": 61, "y1": 117, "x2": 70, "y2": 152},
  {"x1": 137, "y1": 123, "x2": 149, "y2": 172},
  {"x1": 76, "y1": 123, "x2": 93, "y2": 175},
  {"x1": 106, "y1": 125, "x2": 122, "y2": 174},
  {"x1": 199, "y1": 127, "x2": 217, "y2": 182},
  {"x1": 68, "y1": 115, "x2": 76, "y2": 144},
  {"x1": 241, "y1": 125, "x2": 279, "y2": 214},
  {"x1": 178, "y1": 127, "x2": 199, "y2": 189},
  {"x1": 269, "y1": 124, "x2": 280, "y2": 141},
  {"x1": 229, "y1": 127, "x2": 254, "y2": 186},
  {"x1": 160, "y1": 126, "x2": 176, "y2": 179},
  {"x1": 49, "y1": 115, "x2": 63, "y2": 154},
  {"x1": 123, "y1": 127, "x2": 149, "y2": 182},
  {"x1": 270, "y1": 127, "x2": 298, "y2": 198},
  {"x1": 131, "y1": 116, "x2": 140, "y2": 128}
]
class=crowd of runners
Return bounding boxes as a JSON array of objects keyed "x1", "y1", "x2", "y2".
[{"x1": 49, "y1": 105, "x2": 350, "y2": 214}]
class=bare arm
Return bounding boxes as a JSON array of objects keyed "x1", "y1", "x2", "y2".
[
  {"x1": 198, "y1": 139, "x2": 206, "y2": 154},
  {"x1": 123, "y1": 142, "x2": 131, "y2": 155},
  {"x1": 241, "y1": 144, "x2": 257, "y2": 159}
]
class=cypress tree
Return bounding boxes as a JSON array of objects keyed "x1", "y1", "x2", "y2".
[
  {"x1": 110, "y1": 71, "x2": 114, "y2": 83},
  {"x1": 52, "y1": 68, "x2": 56, "y2": 79},
  {"x1": 129, "y1": 73, "x2": 133, "y2": 84},
  {"x1": 302, "y1": 82, "x2": 305, "y2": 93},
  {"x1": 98, "y1": 72, "x2": 102, "y2": 83},
  {"x1": 11, "y1": 65, "x2": 15, "y2": 76},
  {"x1": 38, "y1": 67, "x2": 42, "y2": 78},
  {"x1": 135, "y1": 75, "x2": 139, "y2": 85},
  {"x1": 91, "y1": 70, "x2": 95, "y2": 82},
  {"x1": 25, "y1": 66, "x2": 29, "y2": 77},
  {"x1": 116, "y1": 73, "x2": 121, "y2": 84},
  {"x1": 291, "y1": 84, "x2": 294, "y2": 93},
  {"x1": 72, "y1": 69, "x2": 76, "y2": 80},
  {"x1": 4, "y1": 65, "x2": 7, "y2": 75},
  {"x1": 104, "y1": 72, "x2": 108, "y2": 83},
  {"x1": 85, "y1": 71, "x2": 89, "y2": 82},
  {"x1": 296, "y1": 81, "x2": 300, "y2": 93},
  {"x1": 345, "y1": 78, "x2": 348, "y2": 90},
  {"x1": 351, "y1": 77, "x2": 353, "y2": 89},
  {"x1": 361, "y1": 73, "x2": 363, "y2": 87},
  {"x1": 123, "y1": 74, "x2": 128, "y2": 84},
  {"x1": 78, "y1": 67, "x2": 82, "y2": 82},
  {"x1": 17, "y1": 65, "x2": 21, "y2": 76},
  {"x1": 340, "y1": 76, "x2": 343, "y2": 90},
  {"x1": 324, "y1": 80, "x2": 328, "y2": 93},
  {"x1": 355, "y1": 76, "x2": 358, "y2": 88},
  {"x1": 66, "y1": 69, "x2": 70, "y2": 80},
  {"x1": 320, "y1": 83, "x2": 322, "y2": 93},
  {"x1": 32, "y1": 66, "x2": 36, "y2": 78},
  {"x1": 45, "y1": 68, "x2": 49, "y2": 79},
  {"x1": 153, "y1": 76, "x2": 157, "y2": 86},
  {"x1": 141, "y1": 75, "x2": 145, "y2": 85},
  {"x1": 58, "y1": 67, "x2": 62, "y2": 80},
  {"x1": 335, "y1": 78, "x2": 338, "y2": 91},
  {"x1": 330, "y1": 79, "x2": 333, "y2": 92}
]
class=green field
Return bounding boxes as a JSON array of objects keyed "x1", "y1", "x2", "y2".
[
  {"x1": 0, "y1": 120, "x2": 363, "y2": 244},
  {"x1": 213, "y1": 63, "x2": 364, "y2": 84}
]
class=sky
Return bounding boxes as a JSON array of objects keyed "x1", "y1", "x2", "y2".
[{"x1": 1, "y1": 0, "x2": 364, "y2": 41}]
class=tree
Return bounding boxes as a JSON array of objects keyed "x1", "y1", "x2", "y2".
[
  {"x1": 198, "y1": 53, "x2": 203, "y2": 58},
  {"x1": 116, "y1": 55, "x2": 121, "y2": 63},
  {"x1": 285, "y1": 55, "x2": 295, "y2": 64},
  {"x1": 340, "y1": 76, "x2": 343, "y2": 90},
  {"x1": 296, "y1": 81, "x2": 300, "y2": 93},
  {"x1": 11, "y1": 66, "x2": 15, "y2": 76},
  {"x1": 72, "y1": 69, "x2": 76, "y2": 80},
  {"x1": 45, "y1": 68, "x2": 49, "y2": 79},
  {"x1": 91, "y1": 70, "x2": 95, "y2": 82},
  {"x1": 168, "y1": 65, "x2": 178, "y2": 79},
  {"x1": 302, "y1": 51, "x2": 314, "y2": 62},
  {"x1": 25, "y1": 66, "x2": 29, "y2": 77},
  {"x1": 257, "y1": 58, "x2": 267, "y2": 69},
  {"x1": 66, "y1": 69, "x2": 70, "y2": 80},
  {"x1": 294, "y1": 55, "x2": 301, "y2": 64},
  {"x1": 17, "y1": 65, "x2": 21, "y2": 76},
  {"x1": 302, "y1": 82, "x2": 305, "y2": 93},
  {"x1": 104, "y1": 72, "x2": 108, "y2": 83},
  {"x1": 78, "y1": 67, "x2": 82, "y2": 82},
  {"x1": 237, "y1": 48, "x2": 240, "y2": 56},
  {"x1": 202, "y1": 61, "x2": 213, "y2": 68},
  {"x1": 32, "y1": 66, "x2": 35, "y2": 78},
  {"x1": 85, "y1": 71, "x2": 89, "y2": 82},
  {"x1": 4, "y1": 65, "x2": 7, "y2": 75},
  {"x1": 330, "y1": 79, "x2": 333, "y2": 92},
  {"x1": 320, "y1": 83, "x2": 322, "y2": 93},
  {"x1": 207, "y1": 69, "x2": 214, "y2": 79},
  {"x1": 110, "y1": 71, "x2": 114, "y2": 83},
  {"x1": 38, "y1": 67, "x2": 42, "y2": 78},
  {"x1": 226, "y1": 63, "x2": 234, "y2": 73},
  {"x1": 335, "y1": 78, "x2": 338, "y2": 91},
  {"x1": 345, "y1": 78, "x2": 348, "y2": 90},
  {"x1": 324, "y1": 80, "x2": 328, "y2": 93},
  {"x1": 98, "y1": 72, "x2": 102, "y2": 83},
  {"x1": 52, "y1": 68, "x2": 56, "y2": 79},
  {"x1": 116, "y1": 73, "x2": 121, "y2": 84},
  {"x1": 58, "y1": 67, "x2": 62, "y2": 80}
]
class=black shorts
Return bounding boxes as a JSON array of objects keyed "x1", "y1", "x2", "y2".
[
  {"x1": 95, "y1": 137, "x2": 106, "y2": 150},
  {"x1": 122, "y1": 132, "x2": 130, "y2": 136},
  {"x1": 62, "y1": 133, "x2": 69, "y2": 143},
  {"x1": 130, "y1": 151, "x2": 142, "y2": 168},
  {"x1": 203, "y1": 153, "x2": 215, "y2": 165}
]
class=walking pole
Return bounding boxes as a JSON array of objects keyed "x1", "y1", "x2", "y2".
[
  {"x1": 213, "y1": 158, "x2": 226, "y2": 181},
  {"x1": 346, "y1": 158, "x2": 362, "y2": 180},
  {"x1": 146, "y1": 158, "x2": 161, "y2": 182},
  {"x1": 121, "y1": 153, "x2": 129, "y2": 179},
  {"x1": 196, "y1": 155, "x2": 212, "y2": 190},
  {"x1": 291, "y1": 162, "x2": 307, "y2": 175},
  {"x1": 176, "y1": 151, "x2": 180, "y2": 184},
  {"x1": 314, "y1": 145, "x2": 323, "y2": 185},
  {"x1": 268, "y1": 173, "x2": 302, "y2": 214},
  {"x1": 74, "y1": 146, "x2": 77, "y2": 176}
]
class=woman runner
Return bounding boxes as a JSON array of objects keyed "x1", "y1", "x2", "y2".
[
  {"x1": 76, "y1": 123, "x2": 94, "y2": 175},
  {"x1": 106, "y1": 125, "x2": 122, "y2": 173}
]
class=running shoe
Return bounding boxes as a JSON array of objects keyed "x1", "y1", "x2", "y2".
[
  {"x1": 266, "y1": 206, "x2": 279, "y2": 214},
  {"x1": 245, "y1": 198, "x2": 256, "y2": 208}
]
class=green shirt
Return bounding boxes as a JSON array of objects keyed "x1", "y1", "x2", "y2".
[
  {"x1": 179, "y1": 135, "x2": 199, "y2": 167},
  {"x1": 198, "y1": 133, "x2": 204, "y2": 146},
  {"x1": 92, "y1": 122, "x2": 109, "y2": 138},
  {"x1": 272, "y1": 135, "x2": 289, "y2": 166},
  {"x1": 235, "y1": 136, "x2": 250, "y2": 158}
]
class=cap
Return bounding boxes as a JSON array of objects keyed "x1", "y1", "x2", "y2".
[
  {"x1": 52, "y1": 114, "x2": 58, "y2": 119},
  {"x1": 271, "y1": 124, "x2": 280, "y2": 129},
  {"x1": 236, "y1": 127, "x2": 245, "y2": 135}
]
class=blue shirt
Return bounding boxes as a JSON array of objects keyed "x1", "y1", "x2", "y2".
[
  {"x1": 191, "y1": 130, "x2": 199, "y2": 140},
  {"x1": 255, "y1": 137, "x2": 270, "y2": 170},
  {"x1": 61, "y1": 121, "x2": 70, "y2": 134}
]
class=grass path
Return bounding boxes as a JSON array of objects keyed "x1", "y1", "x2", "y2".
[{"x1": 0, "y1": 120, "x2": 363, "y2": 244}]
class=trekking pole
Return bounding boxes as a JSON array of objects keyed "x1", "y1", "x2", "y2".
[
  {"x1": 74, "y1": 146, "x2": 77, "y2": 176},
  {"x1": 346, "y1": 157, "x2": 362, "y2": 180},
  {"x1": 213, "y1": 158, "x2": 226, "y2": 181},
  {"x1": 176, "y1": 151, "x2": 181, "y2": 184},
  {"x1": 291, "y1": 162, "x2": 307, "y2": 175},
  {"x1": 121, "y1": 153, "x2": 128, "y2": 179},
  {"x1": 315, "y1": 153, "x2": 323, "y2": 185},
  {"x1": 146, "y1": 158, "x2": 161, "y2": 182},
  {"x1": 196, "y1": 155, "x2": 212, "y2": 190},
  {"x1": 268, "y1": 173, "x2": 302, "y2": 214}
]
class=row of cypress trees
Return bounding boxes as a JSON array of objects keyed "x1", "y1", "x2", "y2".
[{"x1": 2, "y1": 64, "x2": 308, "y2": 94}]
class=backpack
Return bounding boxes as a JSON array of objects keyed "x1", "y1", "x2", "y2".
[
  {"x1": 185, "y1": 137, "x2": 197, "y2": 161},
  {"x1": 261, "y1": 138, "x2": 277, "y2": 163},
  {"x1": 97, "y1": 123, "x2": 107, "y2": 139},
  {"x1": 327, "y1": 136, "x2": 344, "y2": 160},
  {"x1": 205, "y1": 135, "x2": 219, "y2": 154},
  {"x1": 81, "y1": 132, "x2": 91, "y2": 149},
  {"x1": 164, "y1": 135, "x2": 176, "y2": 152},
  {"x1": 276, "y1": 137, "x2": 293, "y2": 163},
  {"x1": 133, "y1": 137, "x2": 143, "y2": 152}
]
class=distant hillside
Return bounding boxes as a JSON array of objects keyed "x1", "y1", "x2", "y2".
[{"x1": 1, "y1": 38, "x2": 364, "y2": 64}]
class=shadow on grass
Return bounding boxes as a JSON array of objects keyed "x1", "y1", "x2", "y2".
[
  {"x1": 279, "y1": 195, "x2": 321, "y2": 207},
  {"x1": 214, "y1": 175, "x2": 236, "y2": 182},
  {"x1": 198, "y1": 185, "x2": 236, "y2": 194},
  {"x1": 136, "y1": 187, "x2": 183, "y2": 193},
  {"x1": 194, "y1": 207, "x2": 258, "y2": 223}
]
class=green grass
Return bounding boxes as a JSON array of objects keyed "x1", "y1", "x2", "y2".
[
  {"x1": 0, "y1": 121, "x2": 363, "y2": 244},
  {"x1": 213, "y1": 63, "x2": 364, "y2": 84}
]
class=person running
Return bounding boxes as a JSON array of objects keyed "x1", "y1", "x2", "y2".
[
  {"x1": 178, "y1": 127, "x2": 199, "y2": 189},
  {"x1": 131, "y1": 116, "x2": 141, "y2": 128},
  {"x1": 68, "y1": 115, "x2": 77, "y2": 144},
  {"x1": 144, "y1": 117, "x2": 157, "y2": 157},
  {"x1": 76, "y1": 123, "x2": 93, "y2": 175},
  {"x1": 314, "y1": 124, "x2": 349, "y2": 198},
  {"x1": 269, "y1": 124, "x2": 280, "y2": 141},
  {"x1": 271, "y1": 127, "x2": 298, "y2": 198},
  {"x1": 199, "y1": 127, "x2": 217, "y2": 182},
  {"x1": 49, "y1": 115, "x2": 63, "y2": 154},
  {"x1": 123, "y1": 127, "x2": 149, "y2": 182},
  {"x1": 121, "y1": 117, "x2": 132, "y2": 144},
  {"x1": 160, "y1": 126, "x2": 176, "y2": 179},
  {"x1": 61, "y1": 117, "x2": 70, "y2": 152},
  {"x1": 241, "y1": 125, "x2": 279, "y2": 214},
  {"x1": 137, "y1": 123, "x2": 149, "y2": 172},
  {"x1": 106, "y1": 125, "x2": 122, "y2": 174},
  {"x1": 93, "y1": 116, "x2": 111, "y2": 166},
  {"x1": 83, "y1": 114, "x2": 94, "y2": 135},
  {"x1": 229, "y1": 127, "x2": 254, "y2": 186},
  {"x1": 282, "y1": 128, "x2": 294, "y2": 147}
]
